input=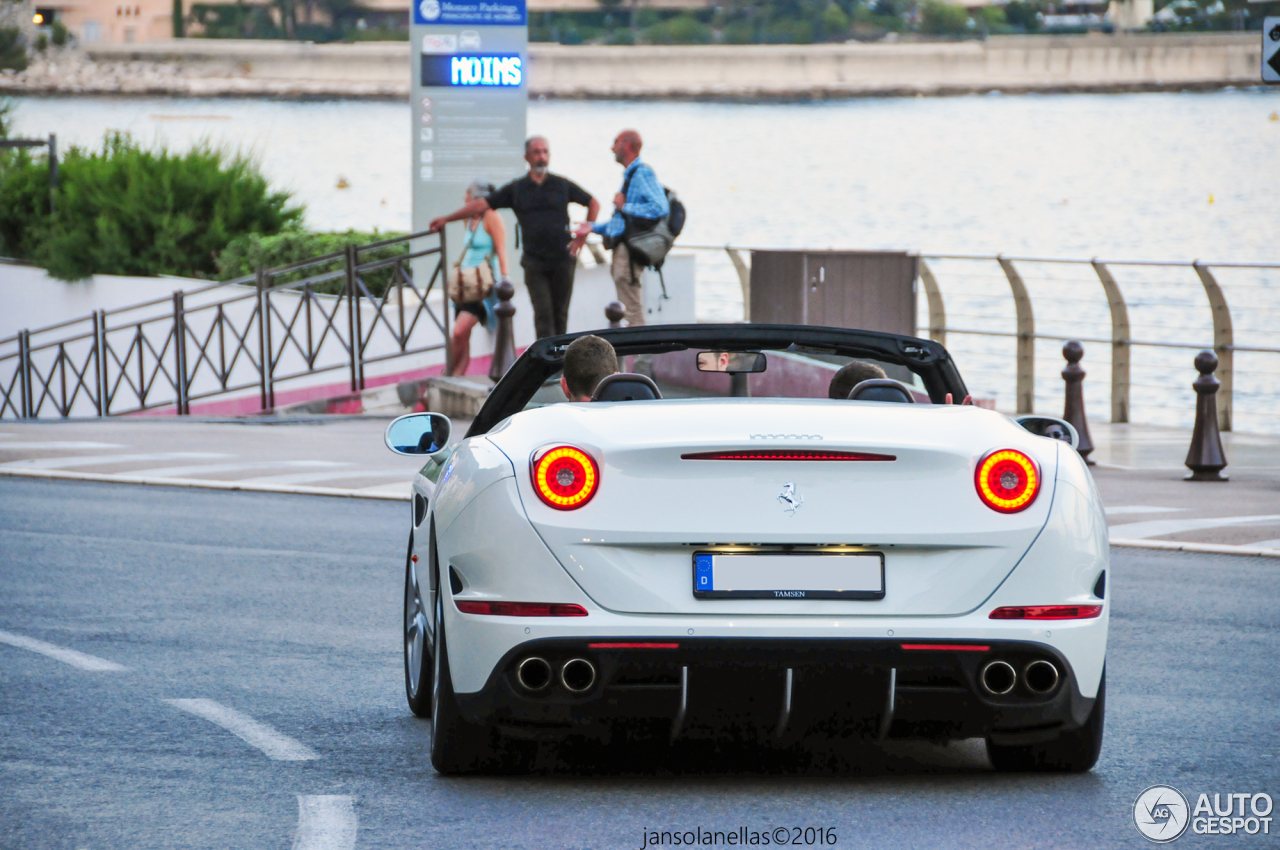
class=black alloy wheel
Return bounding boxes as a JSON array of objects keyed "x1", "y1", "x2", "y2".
[{"x1": 403, "y1": 531, "x2": 432, "y2": 717}]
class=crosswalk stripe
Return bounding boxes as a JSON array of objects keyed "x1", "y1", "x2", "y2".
[
  {"x1": 0, "y1": 452, "x2": 232, "y2": 470},
  {"x1": 0, "y1": 441, "x2": 129, "y2": 450},
  {"x1": 1108, "y1": 514, "x2": 1280, "y2": 540}
]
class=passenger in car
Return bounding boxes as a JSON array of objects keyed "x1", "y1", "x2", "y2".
[
  {"x1": 560, "y1": 335, "x2": 620, "y2": 401},
  {"x1": 828, "y1": 360, "x2": 888, "y2": 399}
]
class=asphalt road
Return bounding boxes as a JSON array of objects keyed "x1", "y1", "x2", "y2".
[{"x1": 2, "y1": 477, "x2": 1278, "y2": 849}]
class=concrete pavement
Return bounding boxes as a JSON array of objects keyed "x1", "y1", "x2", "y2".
[{"x1": 1, "y1": 476, "x2": 1278, "y2": 848}]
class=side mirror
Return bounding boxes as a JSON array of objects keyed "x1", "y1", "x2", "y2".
[
  {"x1": 385, "y1": 412, "x2": 453, "y2": 456},
  {"x1": 696, "y1": 351, "x2": 767, "y2": 374},
  {"x1": 1016, "y1": 415, "x2": 1079, "y2": 450}
]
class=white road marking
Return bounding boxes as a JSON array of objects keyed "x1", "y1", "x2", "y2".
[
  {"x1": 0, "y1": 629, "x2": 129, "y2": 671},
  {"x1": 162, "y1": 699, "x2": 320, "y2": 761},
  {"x1": 238, "y1": 469, "x2": 410, "y2": 485},
  {"x1": 1105, "y1": 505, "x2": 1189, "y2": 516},
  {"x1": 1248, "y1": 539, "x2": 1280, "y2": 550},
  {"x1": 0, "y1": 441, "x2": 129, "y2": 450},
  {"x1": 0, "y1": 452, "x2": 231, "y2": 470},
  {"x1": 354, "y1": 481, "x2": 413, "y2": 496},
  {"x1": 293, "y1": 796, "x2": 357, "y2": 850},
  {"x1": 1108, "y1": 514, "x2": 1280, "y2": 541},
  {"x1": 121, "y1": 460, "x2": 348, "y2": 479}
]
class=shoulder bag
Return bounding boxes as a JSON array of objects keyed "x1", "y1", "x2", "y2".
[{"x1": 447, "y1": 222, "x2": 497, "y2": 305}]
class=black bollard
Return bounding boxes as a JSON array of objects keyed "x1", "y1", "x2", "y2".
[
  {"x1": 488, "y1": 279, "x2": 517, "y2": 383},
  {"x1": 605, "y1": 301, "x2": 626, "y2": 329},
  {"x1": 1061, "y1": 341, "x2": 1095, "y2": 465},
  {"x1": 1185, "y1": 350, "x2": 1228, "y2": 482}
]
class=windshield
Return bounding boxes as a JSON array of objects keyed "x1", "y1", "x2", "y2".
[{"x1": 524, "y1": 348, "x2": 926, "y2": 412}]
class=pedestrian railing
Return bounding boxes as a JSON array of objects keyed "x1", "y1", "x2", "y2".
[
  {"x1": 0, "y1": 231, "x2": 448, "y2": 419},
  {"x1": 674, "y1": 244, "x2": 1280, "y2": 435}
]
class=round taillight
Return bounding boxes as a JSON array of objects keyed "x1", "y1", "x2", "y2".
[
  {"x1": 532, "y1": 446, "x2": 599, "y2": 510},
  {"x1": 975, "y1": 449, "x2": 1040, "y2": 513}
]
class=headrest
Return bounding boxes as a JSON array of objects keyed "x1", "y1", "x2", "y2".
[
  {"x1": 847, "y1": 379, "x2": 915, "y2": 404},
  {"x1": 591, "y1": 373, "x2": 662, "y2": 402}
]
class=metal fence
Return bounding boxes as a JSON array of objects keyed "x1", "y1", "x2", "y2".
[
  {"x1": 676, "y1": 245, "x2": 1280, "y2": 434},
  {"x1": 0, "y1": 231, "x2": 448, "y2": 420}
]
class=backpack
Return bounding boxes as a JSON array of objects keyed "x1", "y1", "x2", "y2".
[{"x1": 615, "y1": 165, "x2": 685, "y2": 270}]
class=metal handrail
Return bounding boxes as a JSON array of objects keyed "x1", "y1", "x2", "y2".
[
  {"x1": 1, "y1": 231, "x2": 448, "y2": 420},
  {"x1": 670, "y1": 243, "x2": 1278, "y2": 432}
]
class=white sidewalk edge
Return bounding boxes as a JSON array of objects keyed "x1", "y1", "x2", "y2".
[
  {"x1": 0, "y1": 467, "x2": 412, "y2": 501},
  {"x1": 1110, "y1": 537, "x2": 1280, "y2": 559}
]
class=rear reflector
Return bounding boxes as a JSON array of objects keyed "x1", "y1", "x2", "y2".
[
  {"x1": 989, "y1": 605, "x2": 1103, "y2": 620},
  {"x1": 901, "y1": 643, "x2": 991, "y2": 651},
  {"x1": 587, "y1": 642, "x2": 680, "y2": 649},
  {"x1": 455, "y1": 601, "x2": 588, "y2": 617},
  {"x1": 681, "y1": 450, "x2": 896, "y2": 461}
]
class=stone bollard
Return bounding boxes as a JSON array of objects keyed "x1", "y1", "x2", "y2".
[
  {"x1": 1061, "y1": 341, "x2": 1095, "y2": 465},
  {"x1": 487, "y1": 279, "x2": 517, "y2": 383},
  {"x1": 605, "y1": 301, "x2": 626, "y2": 329},
  {"x1": 1185, "y1": 350, "x2": 1229, "y2": 482}
]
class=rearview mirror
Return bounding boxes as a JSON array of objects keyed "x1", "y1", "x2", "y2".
[
  {"x1": 385, "y1": 412, "x2": 453, "y2": 456},
  {"x1": 1016, "y1": 415, "x2": 1079, "y2": 450},
  {"x1": 696, "y1": 351, "x2": 767, "y2": 374}
]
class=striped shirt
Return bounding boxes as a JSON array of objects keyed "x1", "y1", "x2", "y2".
[{"x1": 593, "y1": 159, "x2": 670, "y2": 240}]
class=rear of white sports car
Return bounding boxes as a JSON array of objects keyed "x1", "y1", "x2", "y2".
[{"x1": 425, "y1": 397, "x2": 1109, "y2": 773}]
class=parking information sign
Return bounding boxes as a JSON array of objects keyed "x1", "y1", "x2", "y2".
[
  {"x1": 1264, "y1": 17, "x2": 1280, "y2": 84},
  {"x1": 411, "y1": 0, "x2": 528, "y2": 259}
]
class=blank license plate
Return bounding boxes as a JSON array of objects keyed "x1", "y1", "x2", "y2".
[{"x1": 693, "y1": 552, "x2": 884, "y2": 600}]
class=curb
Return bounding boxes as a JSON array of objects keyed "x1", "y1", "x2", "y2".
[
  {"x1": 0, "y1": 468, "x2": 412, "y2": 502},
  {"x1": 1109, "y1": 537, "x2": 1280, "y2": 559}
]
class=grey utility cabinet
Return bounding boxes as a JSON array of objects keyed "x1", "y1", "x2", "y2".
[{"x1": 749, "y1": 250, "x2": 918, "y2": 336}]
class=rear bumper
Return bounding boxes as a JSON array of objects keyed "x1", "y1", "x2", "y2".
[{"x1": 455, "y1": 637, "x2": 1097, "y2": 744}]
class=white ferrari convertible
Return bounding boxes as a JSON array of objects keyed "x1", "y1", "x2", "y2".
[{"x1": 385, "y1": 324, "x2": 1108, "y2": 775}]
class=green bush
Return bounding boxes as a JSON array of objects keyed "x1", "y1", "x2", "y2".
[
  {"x1": 920, "y1": 0, "x2": 971, "y2": 34},
  {"x1": 51, "y1": 20, "x2": 69, "y2": 46},
  {"x1": 821, "y1": 2, "x2": 851, "y2": 38},
  {"x1": 645, "y1": 13, "x2": 712, "y2": 43},
  {"x1": 0, "y1": 132, "x2": 302, "y2": 280},
  {"x1": 763, "y1": 18, "x2": 814, "y2": 43},
  {"x1": 722, "y1": 19, "x2": 754, "y2": 42},
  {"x1": 214, "y1": 230, "x2": 410, "y2": 297},
  {"x1": 35, "y1": 33, "x2": 48, "y2": 51},
  {"x1": 0, "y1": 26, "x2": 28, "y2": 72}
]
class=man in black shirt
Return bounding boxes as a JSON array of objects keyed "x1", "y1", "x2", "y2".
[{"x1": 429, "y1": 136, "x2": 600, "y2": 339}]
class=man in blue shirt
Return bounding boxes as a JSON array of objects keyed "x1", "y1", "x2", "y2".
[{"x1": 575, "y1": 129, "x2": 668, "y2": 327}]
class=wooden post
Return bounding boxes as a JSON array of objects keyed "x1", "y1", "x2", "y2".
[
  {"x1": 918, "y1": 258, "x2": 946, "y2": 348},
  {"x1": 1090, "y1": 261, "x2": 1130, "y2": 425},
  {"x1": 1184, "y1": 350, "x2": 1228, "y2": 482},
  {"x1": 1192, "y1": 262, "x2": 1233, "y2": 432},
  {"x1": 605, "y1": 301, "x2": 626, "y2": 328},
  {"x1": 998, "y1": 256, "x2": 1035, "y2": 414},
  {"x1": 488, "y1": 278, "x2": 517, "y2": 383},
  {"x1": 1061, "y1": 341, "x2": 1095, "y2": 465}
]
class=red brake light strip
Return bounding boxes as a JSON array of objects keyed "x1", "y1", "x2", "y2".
[
  {"x1": 455, "y1": 601, "x2": 588, "y2": 617},
  {"x1": 681, "y1": 450, "x2": 896, "y2": 461},
  {"x1": 989, "y1": 605, "x2": 1103, "y2": 620},
  {"x1": 587, "y1": 643, "x2": 680, "y2": 649},
  {"x1": 901, "y1": 644, "x2": 991, "y2": 651}
]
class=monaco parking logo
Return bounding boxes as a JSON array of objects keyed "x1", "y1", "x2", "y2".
[{"x1": 1134, "y1": 785, "x2": 1191, "y2": 843}]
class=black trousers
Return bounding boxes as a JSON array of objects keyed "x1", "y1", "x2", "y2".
[{"x1": 522, "y1": 256, "x2": 576, "y2": 339}]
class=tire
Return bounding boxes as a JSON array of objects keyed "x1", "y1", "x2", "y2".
[
  {"x1": 403, "y1": 531, "x2": 432, "y2": 718},
  {"x1": 987, "y1": 668, "x2": 1106, "y2": 773},
  {"x1": 429, "y1": 574, "x2": 505, "y2": 775}
]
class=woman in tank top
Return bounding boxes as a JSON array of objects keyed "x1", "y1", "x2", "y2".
[{"x1": 451, "y1": 181, "x2": 510, "y2": 375}]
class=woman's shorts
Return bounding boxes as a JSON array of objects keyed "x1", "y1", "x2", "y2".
[{"x1": 454, "y1": 300, "x2": 485, "y2": 322}]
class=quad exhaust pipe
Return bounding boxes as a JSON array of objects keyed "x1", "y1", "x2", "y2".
[
  {"x1": 560, "y1": 658, "x2": 597, "y2": 693},
  {"x1": 1023, "y1": 659, "x2": 1060, "y2": 695},
  {"x1": 979, "y1": 660, "x2": 1017, "y2": 695},
  {"x1": 516, "y1": 656, "x2": 552, "y2": 691}
]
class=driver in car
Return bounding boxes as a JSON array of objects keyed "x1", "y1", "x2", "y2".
[{"x1": 560, "y1": 335, "x2": 620, "y2": 402}]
